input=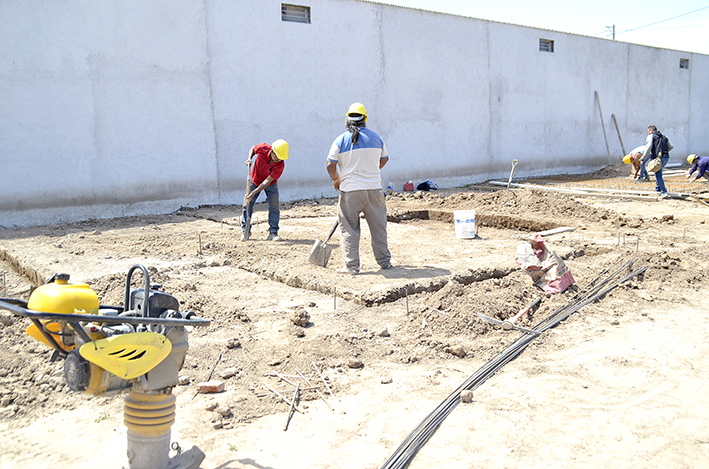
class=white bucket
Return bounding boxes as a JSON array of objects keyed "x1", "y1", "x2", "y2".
[{"x1": 454, "y1": 210, "x2": 476, "y2": 239}]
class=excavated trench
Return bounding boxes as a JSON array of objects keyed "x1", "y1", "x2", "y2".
[
  {"x1": 388, "y1": 209, "x2": 560, "y2": 233},
  {"x1": 212, "y1": 209, "x2": 562, "y2": 306},
  {"x1": 0, "y1": 209, "x2": 556, "y2": 307}
]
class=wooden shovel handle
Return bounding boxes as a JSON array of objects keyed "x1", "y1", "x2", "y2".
[
  {"x1": 323, "y1": 220, "x2": 339, "y2": 244},
  {"x1": 510, "y1": 298, "x2": 541, "y2": 324}
]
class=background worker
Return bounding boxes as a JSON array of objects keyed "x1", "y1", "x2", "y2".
[
  {"x1": 326, "y1": 102, "x2": 392, "y2": 274},
  {"x1": 624, "y1": 145, "x2": 649, "y2": 181},
  {"x1": 241, "y1": 139, "x2": 288, "y2": 241},
  {"x1": 687, "y1": 154, "x2": 709, "y2": 182},
  {"x1": 642, "y1": 125, "x2": 673, "y2": 199}
]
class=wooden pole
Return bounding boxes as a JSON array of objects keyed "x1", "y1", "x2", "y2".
[
  {"x1": 595, "y1": 91, "x2": 612, "y2": 164},
  {"x1": 611, "y1": 114, "x2": 626, "y2": 156}
]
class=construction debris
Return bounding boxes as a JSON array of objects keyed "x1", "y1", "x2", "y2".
[
  {"x1": 380, "y1": 258, "x2": 648, "y2": 469},
  {"x1": 197, "y1": 381, "x2": 226, "y2": 394}
]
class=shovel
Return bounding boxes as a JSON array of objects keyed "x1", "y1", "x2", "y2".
[
  {"x1": 243, "y1": 160, "x2": 253, "y2": 239},
  {"x1": 477, "y1": 298, "x2": 541, "y2": 335},
  {"x1": 507, "y1": 159, "x2": 519, "y2": 190},
  {"x1": 308, "y1": 220, "x2": 339, "y2": 267}
]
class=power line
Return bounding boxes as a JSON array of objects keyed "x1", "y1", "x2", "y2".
[
  {"x1": 617, "y1": 5, "x2": 709, "y2": 34},
  {"x1": 593, "y1": 5, "x2": 709, "y2": 38},
  {"x1": 597, "y1": 20, "x2": 709, "y2": 39}
]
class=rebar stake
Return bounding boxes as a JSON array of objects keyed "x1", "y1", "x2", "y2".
[{"x1": 405, "y1": 287, "x2": 409, "y2": 314}]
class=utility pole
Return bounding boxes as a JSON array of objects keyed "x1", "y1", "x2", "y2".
[{"x1": 606, "y1": 24, "x2": 616, "y2": 40}]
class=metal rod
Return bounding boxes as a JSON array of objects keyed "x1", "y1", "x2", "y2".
[
  {"x1": 312, "y1": 362, "x2": 335, "y2": 399},
  {"x1": 296, "y1": 368, "x2": 333, "y2": 411},
  {"x1": 267, "y1": 373, "x2": 304, "y2": 379},
  {"x1": 68, "y1": 321, "x2": 92, "y2": 344},
  {"x1": 256, "y1": 385, "x2": 320, "y2": 398},
  {"x1": 264, "y1": 383, "x2": 304, "y2": 414},
  {"x1": 271, "y1": 371, "x2": 297, "y2": 387},
  {"x1": 28, "y1": 318, "x2": 67, "y2": 356},
  {"x1": 0, "y1": 301, "x2": 210, "y2": 327},
  {"x1": 205, "y1": 352, "x2": 222, "y2": 382},
  {"x1": 488, "y1": 181, "x2": 694, "y2": 199},
  {"x1": 284, "y1": 382, "x2": 300, "y2": 431}
]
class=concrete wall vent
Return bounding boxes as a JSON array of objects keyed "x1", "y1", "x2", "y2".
[
  {"x1": 680, "y1": 58, "x2": 689, "y2": 69},
  {"x1": 539, "y1": 38, "x2": 554, "y2": 53},
  {"x1": 282, "y1": 4, "x2": 311, "y2": 24}
]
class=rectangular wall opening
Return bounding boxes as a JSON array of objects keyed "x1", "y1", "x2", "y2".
[
  {"x1": 539, "y1": 38, "x2": 554, "y2": 53},
  {"x1": 282, "y1": 4, "x2": 311, "y2": 24}
]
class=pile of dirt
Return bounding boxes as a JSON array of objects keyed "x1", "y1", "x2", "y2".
[{"x1": 1, "y1": 172, "x2": 708, "y2": 468}]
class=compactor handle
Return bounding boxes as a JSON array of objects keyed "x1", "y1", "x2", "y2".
[{"x1": 124, "y1": 264, "x2": 151, "y2": 318}]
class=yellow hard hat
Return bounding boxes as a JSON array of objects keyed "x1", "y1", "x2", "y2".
[
  {"x1": 687, "y1": 154, "x2": 697, "y2": 164},
  {"x1": 347, "y1": 102, "x2": 368, "y2": 121},
  {"x1": 271, "y1": 139, "x2": 289, "y2": 160},
  {"x1": 622, "y1": 154, "x2": 631, "y2": 164}
]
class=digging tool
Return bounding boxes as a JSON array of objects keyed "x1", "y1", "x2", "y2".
[
  {"x1": 507, "y1": 159, "x2": 519, "y2": 189},
  {"x1": 308, "y1": 219, "x2": 339, "y2": 267},
  {"x1": 243, "y1": 160, "x2": 253, "y2": 239},
  {"x1": 477, "y1": 298, "x2": 542, "y2": 335}
]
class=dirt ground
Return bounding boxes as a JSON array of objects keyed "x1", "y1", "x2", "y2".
[{"x1": 0, "y1": 162, "x2": 708, "y2": 469}]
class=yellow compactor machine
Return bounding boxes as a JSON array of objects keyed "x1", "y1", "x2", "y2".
[{"x1": 0, "y1": 264, "x2": 210, "y2": 469}]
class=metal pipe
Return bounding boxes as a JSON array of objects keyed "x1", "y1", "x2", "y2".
[
  {"x1": 0, "y1": 301, "x2": 210, "y2": 327},
  {"x1": 380, "y1": 259, "x2": 646, "y2": 469}
]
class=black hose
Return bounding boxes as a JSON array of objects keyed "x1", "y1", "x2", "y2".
[{"x1": 380, "y1": 259, "x2": 647, "y2": 469}]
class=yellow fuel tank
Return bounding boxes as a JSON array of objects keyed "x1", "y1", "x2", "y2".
[
  {"x1": 26, "y1": 274, "x2": 100, "y2": 350},
  {"x1": 27, "y1": 274, "x2": 99, "y2": 315}
]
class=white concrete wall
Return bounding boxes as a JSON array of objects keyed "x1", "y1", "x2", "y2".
[
  {"x1": 0, "y1": 1, "x2": 219, "y2": 228},
  {"x1": 1, "y1": 0, "x2": 707, "y2": 228}
]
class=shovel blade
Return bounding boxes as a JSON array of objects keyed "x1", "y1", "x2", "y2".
[
  {"x1": 477, "y1": 312, "x2": 503, "y2": 327},
  {"x1": 308, "y1": 240, "x2": 332, "y2": 267}
]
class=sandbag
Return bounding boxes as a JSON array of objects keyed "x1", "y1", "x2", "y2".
[{"x1": 516, "y1": 234, "x2": 575, "y2": 294}]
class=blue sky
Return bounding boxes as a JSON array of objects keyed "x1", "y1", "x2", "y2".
[{"x1": 376, "y1": 0, "x2": 709, "y2": 55}]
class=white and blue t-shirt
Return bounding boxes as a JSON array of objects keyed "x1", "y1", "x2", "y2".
[{"x1": 327, "y1": 127, "x2": 388, "y2": 192}]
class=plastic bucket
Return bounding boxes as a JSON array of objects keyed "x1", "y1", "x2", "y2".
[{"x1": 454, "y1": 210, "x2": 476, "y2": 239}]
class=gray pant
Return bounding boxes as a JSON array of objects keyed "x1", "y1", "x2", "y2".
[{"x1": 338, "y1": 190, "x2": 391, "y2": 270}]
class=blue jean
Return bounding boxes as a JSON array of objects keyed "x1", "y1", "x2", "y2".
[
  {"x1": 241, "y1": 181, "x2": 280, "y2": 234},
  {"x1": 654, "y1": 156, "x2": 670, "y2": 194},
  {"x1": 638, "y1": 158, "x2": 649, "y2": 179}
]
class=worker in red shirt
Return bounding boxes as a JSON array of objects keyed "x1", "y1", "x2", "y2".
[{"x1": 241, "y1": 139, "x2": 288, "y2": 241}]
